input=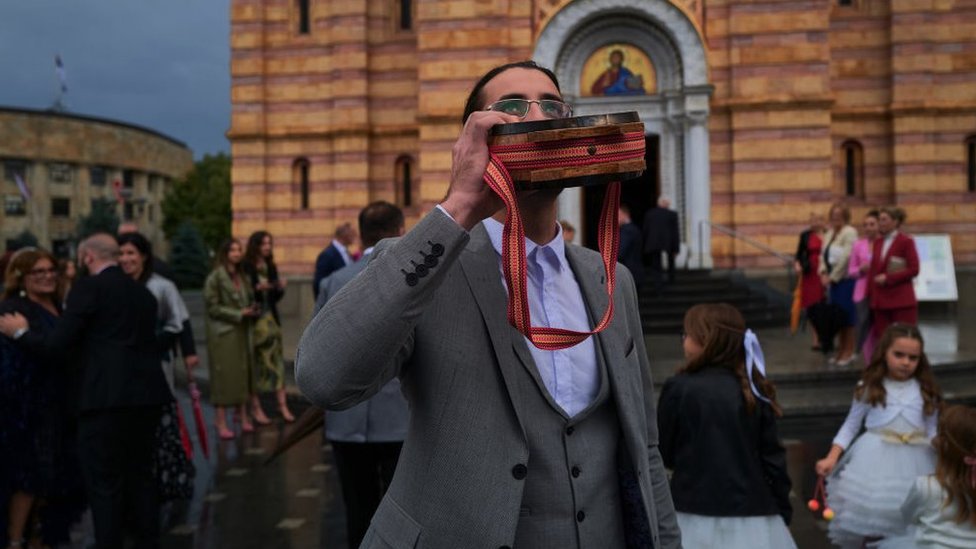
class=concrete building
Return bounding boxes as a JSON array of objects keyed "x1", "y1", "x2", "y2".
[
  {"x1": 0, "y1": 107, "x2": 193, "y2": 258},
  {"x1": 229, "y1": 0, "x2": 976, "y2": 275}
]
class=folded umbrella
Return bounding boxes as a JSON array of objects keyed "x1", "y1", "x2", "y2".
[{"x1": 186, "y1": 362, "x2": 210, "y2": 459}]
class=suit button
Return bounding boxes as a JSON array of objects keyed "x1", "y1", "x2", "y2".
[
  {"x1": 576, "y1": 510, "x2": 585, "y2": 522},
  {"x1": 565, "y1": 426, "x2": 574, "y2": 436},
  {"x1": 428, "y1": 241, "x2": 444, "y2": 257},
  {"x1": 423, "y1": 254, "x2": 438, "y2": 268},
  {"x1": 512, "y1": 464, "x2": 527, "y2": 480},
  {"x1": 415, "y1": 264, "x2": 429, "y2": 277},
  {"x1": 404, "y1": 272, "x2": 419, "y2": 286},
  {"x1": 571, "y1": 465, "x2": 581, "y2": 478}
]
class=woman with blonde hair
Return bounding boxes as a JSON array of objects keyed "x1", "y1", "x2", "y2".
[{"x1": 819, "y1": 203, "x2": 859, "y2": 365}]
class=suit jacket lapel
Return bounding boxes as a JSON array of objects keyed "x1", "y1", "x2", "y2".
[{"x1": 458, "y1": 224, "x2": 540, "y2": 440}]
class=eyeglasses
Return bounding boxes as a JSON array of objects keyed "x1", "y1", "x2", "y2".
[
  {"x1": 485, "y1": 99, "x2": 573, "y2": 120},
  {"x1": 28, "y1": 268, "x2": 58, "y2": 277}
]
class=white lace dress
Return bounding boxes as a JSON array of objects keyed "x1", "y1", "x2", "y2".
[
  {"x1": 826, "y1": 378, "x2": 938, "y2": 548},
  {"x1": 877, "y1": 475, "x2": 976, "y2": 548}
]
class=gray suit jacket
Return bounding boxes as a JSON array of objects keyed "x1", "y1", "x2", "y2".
[
  {"x1": 316, "y1": 254, "x2": 409, "y2": 443},
  {"x1": 297, "y1": 209, "x2": 680, "y2": 549}
]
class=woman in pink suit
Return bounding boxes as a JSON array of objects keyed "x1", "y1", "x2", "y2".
[
  {"x1": 848, "y1": 210, "x2": 880, "y2": 361},
  {"x1": 867, "y1": 207, "x2": 920, "y2": 342}
]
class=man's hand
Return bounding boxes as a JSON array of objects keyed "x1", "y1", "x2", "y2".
[
  {"x1": 0, "y1": 313, "x2": 29, "y2": 337},
  {"x1": 184, "y1": 354, "x2": 200, "y2": 370},
  {"x1": 441, "y1": 111, "x2": 519, "y2": 230},
  {"x1": 874, "y1": 273, "x2": 887, "y2": 285}
]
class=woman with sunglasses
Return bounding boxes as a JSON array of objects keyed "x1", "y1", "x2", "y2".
[{"x1": 0, "y1": 249, "x2": 85, "y2": 549}]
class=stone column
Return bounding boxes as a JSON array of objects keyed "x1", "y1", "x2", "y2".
[{"x1": 684, "y1": 111, "x2": 712, "y2": 268}]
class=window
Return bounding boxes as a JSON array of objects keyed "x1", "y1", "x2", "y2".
[
  {"x1": 4, "y1": 195, "x2": 26, "y2": 216},
  {"x1": 399, "y1": 0, "x2": 412, "y2": 31},
  {"x1": 90, "y1": 166, "x2": 107, "y2": 186},
  {"x1": 48, "y1": 163, "x2": 73, "y2": 183},
  {"x1": 123, "y1": 202, "x2": 135, "y2": 220},
  {"x1": 395, "y1": 155, "x2": 415, "y2": 207},
  {"x1": 293, "y1": 158, "x2": 310, "y2": 210},
  {"x1": 123, "y1": 170, "x2": 135, "y2": 189},
  {"x1": 841, "y1": 140, "x2": 864, "y2": 198},
  {"x1": 4, "y1": 160, "x2": 26, "y2": 183},
  {"x1": 51, "y1": 197, "x2": 71, "y2": 217},
  {"x1": 297, "y1": 0, "x2": 310, "y2": 34},
  {"x1": 967, "y1": 135, "x2": 976, "y2": 193},
  {"x1": 838, "y1": 0, "x2": 854, "y2": 5}
]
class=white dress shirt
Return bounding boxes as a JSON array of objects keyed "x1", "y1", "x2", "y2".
[
  {"x1": 881, "y1": 229, "x2": 899, "y2": 258},
  {"x1": 333, "y1": 238, "x2": 353, "y2": 266},
  {"x1": 482, "y1": 217, "x2": 599, "y2": 417}
]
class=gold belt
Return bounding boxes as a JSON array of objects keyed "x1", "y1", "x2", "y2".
[{"x1": 872, "y1": 429, "x2": 928, "y2": 445}]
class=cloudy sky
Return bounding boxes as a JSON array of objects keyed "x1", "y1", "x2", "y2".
[{"x1": 0, "y1": 0, "x2": 230, "y2": 158}]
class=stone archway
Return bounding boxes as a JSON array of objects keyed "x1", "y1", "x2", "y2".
[{"x1": 533, "y1": 0, "x2": 713, "y2": 268}]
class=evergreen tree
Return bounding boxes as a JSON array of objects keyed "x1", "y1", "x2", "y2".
[
  {"x1": 10, "y1": 230, "x2": 39, "y2": 250},
  {"x1": 169, "y1": 221, "x2": 210, "y2": 290},
  {"x1": 162, "y1": 153, "x2": 231, "y2": 253},
  {"x1": 76, "y1": 198, "x2": 120, "y2": 239},
  {"x1": 169, "y1": 221, "x2": 210, "y2": 289}
]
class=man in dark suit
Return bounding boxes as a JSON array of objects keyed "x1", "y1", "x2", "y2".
[
  {"x1": 642, "y1": 196, "x2": 680, "y2": 293},
  {"x1": 618, "y1": 204, "x2": 644, "y2": 290},
  {"x1": 313, "y1": 222, "x2": 357, "y2": 300},
  {"x1": 0, "y1": 233, "x2": 171, "y2": 549},
  {"x1": 315, "y1": 201, "x2": 408, "y2": 548}
]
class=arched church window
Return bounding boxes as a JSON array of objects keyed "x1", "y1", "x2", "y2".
[
  {"x1": 967, "y1": 135, "x2": 976, "y2": 193},
  {"x1": 841, "y1": 140, "x2": 864, "y2": 198},
  {"x1": 395, "y1": 155, "x2": 414, "y2": 207},
  {"x1": 399, "y1": 0, "x2": 413, "y2": 31},
  {"x1": 293, "y1": 158, "x2": 310, "y2": 210},
  {"x1": 297, "y1": 0, "x2": 310, "y2": 34}
]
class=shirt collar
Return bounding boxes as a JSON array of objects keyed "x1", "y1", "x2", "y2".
[
  {"x1": 333, "y1": 239, "x2": 348, "y2": 254},
  {"x1": 885, "y1": 230, "x2": 898, "y2": 241},
  {"x1": 482, "y1": 217, "x2": 568, "y2": 271}
]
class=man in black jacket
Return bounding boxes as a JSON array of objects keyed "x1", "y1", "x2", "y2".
[
  {"x1": 0, "y1": 233, "x2": 171, "y2": 549},
  {"x1": 642, "y1": 196, "x2": 681, "y2": 293}
]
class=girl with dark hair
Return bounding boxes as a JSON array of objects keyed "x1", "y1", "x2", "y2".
[
  {"x1": 203, "y1": 239, "x2": 260, "y2": 439},
  {"x1": 117, "y1": 232, "x2": 198, "y2": 500},
  {"x1": 243, "y1": 231, "x2": 292, "y2": 422},
  {"x1": 0, "y1": 249, "x2": 85, "y2": 548},
  {"x1": 816, "y1": 323, "x2": 942, "y2": 548},
  {"x1": 878, "y1": 404, "x2": 976, "y2": 548},
  {"x1": 658, "y1": 303, "x2": 795, "y2": 548}
]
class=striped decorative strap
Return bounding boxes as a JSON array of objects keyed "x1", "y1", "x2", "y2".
[{"x1": 483, "y1": 131, "x2": 644, "y2": 350}]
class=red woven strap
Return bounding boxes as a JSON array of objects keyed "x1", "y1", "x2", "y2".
[{"x1": 483, "y1": 132, "x2": 644, "y2": 350}]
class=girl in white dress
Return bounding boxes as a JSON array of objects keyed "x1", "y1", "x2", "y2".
[
  {"x1": 878, "y1": 404, "x2": 976, "y2": 548},
  {"x1": 816, "y1": 323, "x2": 943, "y2": 548}
]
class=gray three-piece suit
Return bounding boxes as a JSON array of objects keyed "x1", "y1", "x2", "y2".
[{"x1": 297, "y1": 208, "x2": 680, "y2": 549}]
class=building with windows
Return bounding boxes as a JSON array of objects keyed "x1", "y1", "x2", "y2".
[
  {"x1": 0, "y1": 107, "x2": 193, "y2": 258},
  {"x1": 230, "y1": 0, "x2": 976, "y2": 275}
]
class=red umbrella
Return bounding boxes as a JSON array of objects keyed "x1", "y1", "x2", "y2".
[{"x1": 186, "y1": 362, "x2": 210, "y2": 459}]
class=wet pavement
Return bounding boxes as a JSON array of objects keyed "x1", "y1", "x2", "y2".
[{"x1": 65, "y1": 295, "x2": 970, "y2": 548}]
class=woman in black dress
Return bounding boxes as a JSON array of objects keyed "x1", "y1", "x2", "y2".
[{"x1": 0, "y1": 249, "x2": 85, "y2": 548}]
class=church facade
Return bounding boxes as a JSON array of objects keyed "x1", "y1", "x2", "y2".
[{"x1": 229, "y1": 0, "x2": 976, "y2": 275}]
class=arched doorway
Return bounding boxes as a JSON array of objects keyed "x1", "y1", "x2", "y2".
[{"x1": 533, "y1": 0, "x2": 713, "y2": 268}]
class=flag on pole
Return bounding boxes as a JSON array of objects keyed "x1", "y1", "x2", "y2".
[
  {"x1": 55, "y1": 54, "x2": 68, "y2": 93},
  {"x1": 14, "y1": 173, "x2": 31, "y2": 201}
]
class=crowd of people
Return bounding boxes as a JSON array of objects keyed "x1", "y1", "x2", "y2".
[
  {"x1": 795, "y1": 204, "x2": 920, "y2": 367},
  {"x1": 1, "y1": 59, "x2": 974, "y2": 549},
  {"x1": 0, "y1": 226, "x2": 294, "y2": 548}
]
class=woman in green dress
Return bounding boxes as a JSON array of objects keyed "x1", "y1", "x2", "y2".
[
  {"x1": 243, "y1": 231, "x2": 294, "y2": 423},
  {"x1": 203, "y1": 239, "x2": 261, "y2": 439}
]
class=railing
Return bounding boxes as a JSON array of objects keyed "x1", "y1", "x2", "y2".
[{"x1": 700, "y1": 220, "x2": 796, "y2": 290}]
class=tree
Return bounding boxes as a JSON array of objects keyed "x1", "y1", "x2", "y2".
[
  {"x1": 169, "y1": 222, "x2": 210, "y2": 289},
  {"x1": 10, "y1": 230, "x2": 39, "y2": 250},
  {"x1": 76, "y1": 198, "x2": 120, "y2": 239},
  {"x1": 162, "y1": 153, "x2": 231, "y2": 253}
]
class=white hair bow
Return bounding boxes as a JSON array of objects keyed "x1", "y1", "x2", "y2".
[{"x1": 744, "y1": 329, "x2": 771, "y2": 403}]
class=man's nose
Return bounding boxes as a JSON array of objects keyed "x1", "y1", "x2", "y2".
[{"x1": 524, "y1": 101, "x2": 547, "y2": 122}]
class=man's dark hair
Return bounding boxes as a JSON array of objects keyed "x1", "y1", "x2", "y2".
[
  {"x1": 461, "y1": 60, "x2": 561, "y2": 124},
  {"x1": 359, "y1": 201, "x2": 404, "y2": 248}
]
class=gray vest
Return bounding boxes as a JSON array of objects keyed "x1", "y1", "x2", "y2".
[{"x1": 513, "y1": 335, "x2": 625, "y2": 549}]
